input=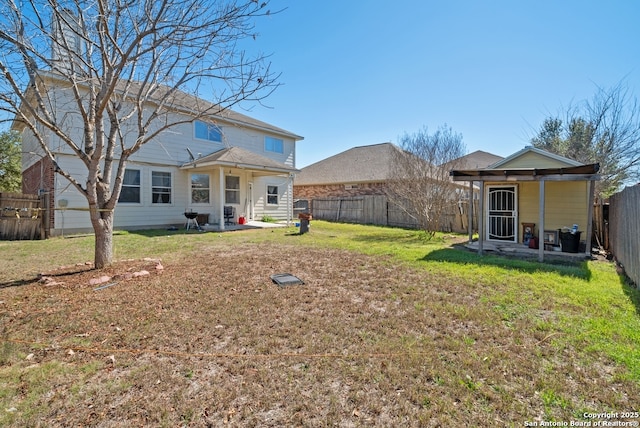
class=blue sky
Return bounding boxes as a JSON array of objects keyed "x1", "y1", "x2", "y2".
[{"x1": 241, "y1": 1, "x2": 640, "y2": 168}]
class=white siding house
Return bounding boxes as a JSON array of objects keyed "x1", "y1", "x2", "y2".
[{"x1": 18, "y1": 73, "x2": 303, "y2": 235}]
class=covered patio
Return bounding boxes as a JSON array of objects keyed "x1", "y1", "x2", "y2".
[
  {"x1": 180, "y1": 146, "x2": 299, "y2": 230},
  {"x1": 451, "y1": 162, "x2": 600, "y2": 262}
]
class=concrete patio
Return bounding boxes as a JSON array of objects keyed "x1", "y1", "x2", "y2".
[
  {"x1": 199, "y1": 220, "x2": 290, "y2": 232},
  {"x1": 465, "y1": 240, "x2": 592, "y2": 262}
]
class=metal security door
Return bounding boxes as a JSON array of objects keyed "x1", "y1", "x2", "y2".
[{"x1": 487, "y1": 186, "x2": 517, "y2": 242}]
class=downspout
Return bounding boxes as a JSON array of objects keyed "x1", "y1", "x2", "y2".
[{"x1": 288, "y1": 173, "x2": 293, "y2": 227}]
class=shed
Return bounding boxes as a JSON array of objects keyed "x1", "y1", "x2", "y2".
[{"x1": 450, "y1": 146, "x2": 600, "y2": 262}]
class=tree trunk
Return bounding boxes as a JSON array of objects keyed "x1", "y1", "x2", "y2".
[{"x1": 92, "y1": 211, "x2": 114, "y2": 269}]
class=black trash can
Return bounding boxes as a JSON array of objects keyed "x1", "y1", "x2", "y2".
[
  {"x1": 560, "y1": 231, "x2": 581, "y2": 253},
  {"x1": 298, "y1": 213, "x2": 312, "y2": 234},
  {"x1": 299, "y1": 218, "x2": 310, "y2": 234}
]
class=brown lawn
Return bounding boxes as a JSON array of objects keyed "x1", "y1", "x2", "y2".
[{"x1": 1, "y1": 241, "x2": 638, "y2": 426}]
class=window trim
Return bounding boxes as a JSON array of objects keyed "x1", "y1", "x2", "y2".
[
  {"x1": 194, "y1": 120, "x2": 222, "y2": 143},
  {"x1": 225, "y1": 175, "x2": 240, "y2": 205},
  {"x1": 118, "y1": 168, "x2": 141, "y2": 204},
  {"x1": 190, "y1": 173, "x2": 210, "y2": 204},
  {"x1": 266, "y1": 184, "x2": 279, "y2": 205},
  {"x1": 151, "y1": 170, "x2": 173, "y2": 205},
  {"x1": 264, "y1": 136, "x2": 284, "y2": 154}
]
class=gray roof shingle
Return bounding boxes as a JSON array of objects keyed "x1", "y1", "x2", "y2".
[
  {"x1": 181, "y1": 146, "x2": 299, "y2": 173},
  {"x1": 294, "y1": 143, "x2": 401, "y2": 185}
]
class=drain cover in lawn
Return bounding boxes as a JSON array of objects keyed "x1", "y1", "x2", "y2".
[{"x1": 270, "y1": 273, "x2": 304, "y2": 286}]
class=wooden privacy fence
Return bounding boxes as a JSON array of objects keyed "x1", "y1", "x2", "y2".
[
  {"x1": 609, "y1": 185, "x2": 640, "y2": 287},
  {"x1": 0, "y1": 192, "x2": 47, "y2": 240},
  {"x1": 310, "y1": 195, "x2": 478, "y2": 233}
]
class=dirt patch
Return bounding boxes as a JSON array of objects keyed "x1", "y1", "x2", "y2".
[
  {"x1": 1, "y1": 243, "x2": 638, "y2": 426},
  {"x1": 37, "y1": 258, "x2": 164, "y2": 288}
]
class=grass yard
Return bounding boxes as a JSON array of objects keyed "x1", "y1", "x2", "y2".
[{"x1": 1, "y1": 221, "x2": 639, "y2": 427}]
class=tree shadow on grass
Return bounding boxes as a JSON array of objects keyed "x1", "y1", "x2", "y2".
[
  {"x1": 421, "y1": 244, "x2": 593, "y2": 280},
  {"x1": 349, "y1": 229, "x2": 455, "y2": 248},
  {"x1": 0, "y1": 278, "x2": 38, "y2": 289},
  {"x1": 117, "y1": 229, "x2": 187, "y2": 238}
]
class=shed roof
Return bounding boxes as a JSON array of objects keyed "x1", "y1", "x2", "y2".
[
  {"x1": 450, "y1": 163, "x2": 600, "y2": 181},
  {"x1": 450, "y1": 147, "x2": 600, "y2": 182},
  {"x1": 488, "y1": 146, "x2": 582, "y2": 169}
]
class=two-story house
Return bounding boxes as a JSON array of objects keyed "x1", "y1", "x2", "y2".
[{"x1": 18, "y1": 72, "x2": 303, "y2": 236}]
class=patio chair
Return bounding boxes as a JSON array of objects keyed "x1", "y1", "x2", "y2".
[{"x1": 224, "y1": 206, "x2": 235, "y2": 225}]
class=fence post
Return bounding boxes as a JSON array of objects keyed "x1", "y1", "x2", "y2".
[{"x1": 40, "y1": 193, "x2": 48, "y2": 239}]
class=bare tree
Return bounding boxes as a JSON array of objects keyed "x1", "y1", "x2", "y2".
[
  {"x1": 531, "y1": 80, "x2": 640, "y2": 198},
  {"x1": 386, "y1": 125, "x2": 466, "y2": 238},
  {"x1": 0, "y1": 0, "x2": 279, "y2": 267}
]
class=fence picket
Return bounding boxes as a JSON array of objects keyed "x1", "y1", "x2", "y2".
[
  {"x1": 609, "y1": 185, "x2": 640, "y2": 287},
  {"x1": 0, "y1": 192, "x2": 45, "y2": 240},
  {"x1": 309, "y1": 196, "x2": 476, "y2": 233}
]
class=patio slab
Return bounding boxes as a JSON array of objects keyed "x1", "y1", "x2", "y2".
[
  {"x1": 465, "y1": 241, "x2": 591, "y2": 262},
  {"x1": 200, "y1": 220, "x2": 289, "y2": 232}
]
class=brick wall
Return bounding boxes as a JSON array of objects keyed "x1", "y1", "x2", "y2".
[
  {"x1": 294, "y1": 182, "x2": 388, "y2": 201},
  {"x1": 22, "y1": 158, "x2": 54, "y2": 195},
  {"x1": 22, "y1": 157, "x2": 55, "y2": 229}
]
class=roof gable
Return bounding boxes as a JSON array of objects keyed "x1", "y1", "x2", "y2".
[{"x1": 489, "y1": 146, "x2": 582, "y2": 169}]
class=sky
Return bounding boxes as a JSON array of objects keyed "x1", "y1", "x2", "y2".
[{"x1": 239, "y1": 1, "x2": 640, "y2": 168}]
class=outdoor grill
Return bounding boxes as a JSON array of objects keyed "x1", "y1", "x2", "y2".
[
  {"x1": 184, "y1": 211, "x2": 199, "y2": 230},
  {"x1": 184, "y1": 211, "x2": 198, "y2": 220}
]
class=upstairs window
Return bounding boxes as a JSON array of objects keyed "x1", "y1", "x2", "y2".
[
  {"x1": 267, "y1": 185, "x2": 278, "y2": 205},
  {"x1": 191, "y1": 174, "x2": 210, "y2": 204},
  {"x1": 265, "y1": 136, "x2": 283, "y2": 154},
  {"x1": 194, "y1": 120, "x2": 222, "y2": 142},
  {"x1": 118, "y1": 169, "x2": 140, "y2": 203},
  {"x1": 152, "y1": 171, "x2": 172, "y2": 204}
]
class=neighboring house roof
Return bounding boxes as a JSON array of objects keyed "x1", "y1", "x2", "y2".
[
  {"x1": 449, "y1": 150, "x2": 504, "y2": 169},
  {"x1": 294, "y1": 143, "x2": 401, "y2": 186},
  {"x1": 181, "y1": 146, "x2": 299, "y2": 174}
]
